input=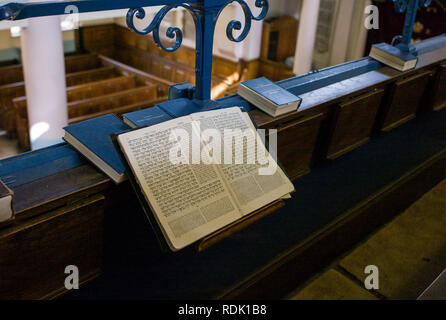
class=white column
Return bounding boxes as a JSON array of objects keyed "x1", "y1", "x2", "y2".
[
  {"x1": 293, "y1": 0, "x2": 321, "y2": 75},
  {"x1": 21, "y1": 15, "x2": 68, "y2": 150}
]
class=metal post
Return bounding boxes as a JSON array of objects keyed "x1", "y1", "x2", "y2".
[
  {"x1": 392, "y1": 0, "x2": 432, "y2": 55},
  {"x1": 192, "y1": 0, "x2": 220, "y2": 102},
  {"x1": 400, "y1": 0, "x2": 419, "y2": 52}
]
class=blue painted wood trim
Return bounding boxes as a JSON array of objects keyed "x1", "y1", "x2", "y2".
[
  {"x1": 414, "y1": 33, "x2": 446, "y2": 55},
  {"x1": 277, "y1": 57, "x2": 383, "y2": 96},
  {"x1": 0, "y1": 143, "x2": 86, "y2": 188}
]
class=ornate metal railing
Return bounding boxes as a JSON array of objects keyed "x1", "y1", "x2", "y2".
[{"x1": 0, "y1": 0, "x2": 269, "y2": 105}]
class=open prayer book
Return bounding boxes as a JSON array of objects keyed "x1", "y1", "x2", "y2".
[{"x1": 116, "y1": 107, "x2": 294, "y2": 251}]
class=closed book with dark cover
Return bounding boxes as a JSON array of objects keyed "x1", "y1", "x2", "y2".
[
  {"x1": 63, "y1": 114, "x2": 131, "y2": 184},
  {"x1": 240, "y1": 77, "x2": 301, "y2": 107},
  {"x1": 123, "y1": 106, "x2": 172, "y2": 128},
  {"x1": 238, "y1": 77, "x2": 302, "y2": 117},
  {"x1": 370, "y1": 43, "x2": 418, "y2": 71},
  {"x1": 0, "y1": 179, "x2": 14, "y2": 223}
]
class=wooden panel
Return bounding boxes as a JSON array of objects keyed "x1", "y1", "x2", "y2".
[
  {"x1": 66, "y1": 85, "x2": 158, "y2": 118},
  {"x1": 65, "y1": 66, "x2": 120, "y2": 87},
  {"x1": 261, "y1": 16, "x2": 298, "y2": 62},
  {"x1": 274, "y1": 113, "x2": 323, "y2": 180},
  {"x1": 69, "y1": 97, "x2": 167, "y2": 124},
  {"x1": 75, "y1": 24, "x2": 115, "y2": 56},
  {"x1": 66, "y1": 76, "x2": 137, "y2": 102},
  {"x1": 259, "y1": 59, "x2": 295, "y2": 82},
  {"x1": 3, "y1": 67, "x2": 122, "y2": 136},
  {"x1": 0, "y1": 195, "x2": 104, "y2": 299},
  {"x1": 379, "y1": 70, "x2": 432, "y2": 132},
  {"x1": 65, "y1": 54, "x2": 101, "y2": 74},
  {"x1": 431, "y1": 64, "x2": 446, "y2": 111},
  {"x1": 14, "y1": 85, "x2": 159, "y2": 150},
  {"x1": 0, "y1": 65, "x2": 23, "y2": 86},
  {"x1": 326, "y1": 89, "x2": 385, "y2": 160},
  {"x1": 0, "y1": 82, "x2": 26, "y2": 133}
]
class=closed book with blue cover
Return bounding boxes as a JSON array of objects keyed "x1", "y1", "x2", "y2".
[
  {"x1": 63, "y1": 114, "x2": 130, "y2": 184},
  {"x1": 123, "y1": 106, "x2": 172, "y2": 128},
  {"x1": 370, "y1": 43, "x2": 418, "y2": 71},
  {"x1": 238, "y1": 77, "x2": 302, "y2": 117}
]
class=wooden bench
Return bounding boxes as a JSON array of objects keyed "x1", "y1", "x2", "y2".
[
  {"x1": 0, "y1": 82, "x2": 26, "y2": 132},
  {"x1": 98, "y1": 55, "x2": 170, "y2": 98},
  {"x1": 70, "y1": 97, "x2": 167, "y2": 124},
  {"x1": 0, "y1": 53, "x2": 100, "y2": 87},
  {"x1": 14, "y1": 85, "x2": 163, "y2": 150},
  {"x1": 0, "y1": 64, "x2": 23, "y2": 86},
  {"x1": 64, "y1": 53, "x2": 102, "y2": 74},
  {"x1": 66, "y1": 75, "x2": 141, "y2": 101},
  {"x1": 65, "y1": 66, "x2": 121, "y2": 87},
  {"x1": 113, "y1": 47, "x2": 235, "y2": 98},
  {"x1": 0, "y1": 66, "x2": 122, "y2": 134},
  {"x1": 0, "y1": 54, "x2": 116, "y2": 132}
]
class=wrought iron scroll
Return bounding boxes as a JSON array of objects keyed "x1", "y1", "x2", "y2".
[
  {"x1": 218, "y1": 0, "x2": 269, "y2": 43},
  {"x1": 126, "y1": 0, "x2": 269, "y2": 101},
  {"x1": 0, "y1": 0, "x2": 269, "y2": 102},
  {"x1": 126, "y1": 4, "x2": 202, "y2": 52},
  {"x1": 126, "y1": 0, "x2": 269, "y2": 50}
]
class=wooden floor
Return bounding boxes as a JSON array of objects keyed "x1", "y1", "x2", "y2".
[
  {"x1": 0, "y1": 131, "x2": 20, "y2": 160},
  {"x1": 288, "y1": 179, "x2": 446, "y2": 300}
]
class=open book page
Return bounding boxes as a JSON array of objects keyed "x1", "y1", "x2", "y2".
[
  {"x1": 191, "y1": 107, "x2": 295, "y2": 216},
  {"x1": 117, "y1": 116, "x2": 242, "y2": 251}
]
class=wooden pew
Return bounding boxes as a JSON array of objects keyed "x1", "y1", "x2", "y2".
[
  {"x1": 86, "y1": 24, "x2": 243, "y2": 80},
  {"x1": 0, "y1": 82, "x2": 26, "y2": 133},
  {"x1": 0, "y1": 66, "x2": 121, "y2": 134},
  {"x1": 77, "y1": 25, "x2": 252, "y2": 99},
  {"x1": 98, "y1": 55, "x2": 171, "y2": 98},
  {"x1": 64, "y1": 53, "x2": 101, "y2": 74},
  {"x1": 14, "y1": 85, "x2": 162, "y2": 150},
  {"x1": 65, "y1": 66, "x2": 120, "y2": 87},
  {"x1": 113, "y1": 47, "x2": 235, "y2": 98},
  {"x1": 0, "y1": 40, "x2": 446, "y2": 299},
  {"x1": 12, "y1": 75, "x2": 142, "y2": 112},
  {"x1": 0, "y1": 54, "x2": 100, "y2": 88},
  {"x1": 0, "y1": 64, "x2": 23, "y2": 86},
  {"x1": 430, "y1": 63, "x2": 446, "y2": 111},
  {"x1": 66, "y1": 75, "x2": 140, "y2": 101},
  {"x1": 66, "y1": 85, "x2": 159, "y2": 118},
  {"x1": 70, "y1": 97, "x2": 167, "y2": 124}
]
